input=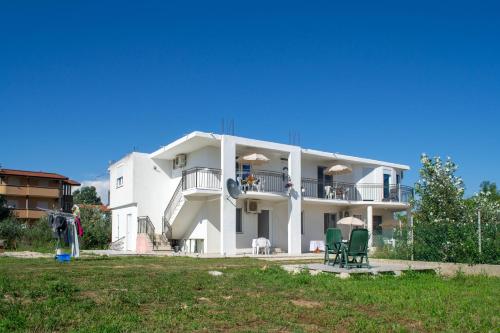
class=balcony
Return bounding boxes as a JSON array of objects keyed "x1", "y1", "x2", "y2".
[
  {"x1": 0, "y1": 184, "x2": 60, "y2": 198},
  {"x1": 301, "y1": 179, "x2": 413, "y2": 204},
  {"x1": 179, "y1": 167, "x2": 414, "y2": 204},
  {"x1": 236, "y1": 170, "x2": 288, "y2": 195},
  {"x1": 13, "y1": 209, "x2": 46, "y2": 220},
  {"x1": 182, "y1": 167, "x2": 222, "y2": 193}
]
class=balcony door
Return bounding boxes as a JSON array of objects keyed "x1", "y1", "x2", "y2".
[
  {"x1": 383, "y1": 174, "x2": 391, "y2": 199},
  {"x1": 317, "y1": 167, "x2": 333, "y2": 198}
]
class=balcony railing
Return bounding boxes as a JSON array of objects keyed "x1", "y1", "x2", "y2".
[
  {"x1": 236, "y1": 170, "x2": 288, "y2": 194},
  {"x1": 0, "y1": 184, "x2": 60, "y2": 198},
  {"x1": 301, "y1": 179, "x2": 413, "y2": 203},
  {"x1": 182, "y1": 167, "x2": 222, "y2": 191}
]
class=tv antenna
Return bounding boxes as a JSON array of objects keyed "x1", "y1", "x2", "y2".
[
  {"x1": 221, "y1": 118, "x2": 235, "y2": 135},
  {"x1": 288, "y1": 130, "x2": 301, "y2": 146}
]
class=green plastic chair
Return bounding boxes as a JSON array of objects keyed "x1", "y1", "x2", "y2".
[
  {"x1": 324, "y1": 228, "x2": 343, "y2": 266},
  {"x1": 340, "y1": 228, "x2": 370, "y2": 269}
]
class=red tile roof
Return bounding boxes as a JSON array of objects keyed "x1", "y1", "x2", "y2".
[
  {"x1": 77, "y1": 204, "x2": 110, "y2": 212},
  {"x1": 0, "y1": 168, "x2": 80, "y2": 186},
  {"x1": 65, "y1": 179, "x2": 81, "y2": 186}
]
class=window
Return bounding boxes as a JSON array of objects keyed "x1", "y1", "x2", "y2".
[
  {"x1": 38, "y1": 179, "x2": 49, "y2": 187},
  {"x1": 236, "y1": 208, "x2": 243, "y2": 233},
  {"x1": 301, "y1": 211, "x2": 305, "y2": 235},
  {"x1": 116, "y1": 165, "x2": 124, "y2": 188},
  {"x1": 323, "y1": 213, "x2": 337, "y2": 234},
  {"x1": 116, "y1": 176, "x2": 124, "y2": 188},
  {"x1": 7, "y1": 200, "x2": 17, "y2": 209},
  {"x1": 9, "y1": 177, "x2": 20, "y2": 186}
]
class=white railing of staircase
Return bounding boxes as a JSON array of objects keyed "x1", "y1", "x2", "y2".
[
  {"x1": 138, "y1": 216, "x2": 156, "y2": 248},
  {"x1": 162, "y1": 180, "x2": 183, "y2": 239}
]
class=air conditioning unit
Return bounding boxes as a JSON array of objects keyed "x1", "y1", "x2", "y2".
[
  {"x1": 246, "y1": 199, "x2": 260, "y2": 214},
  {"x1": 174, "y1": 154, "x2": 187, "y2": 168}
]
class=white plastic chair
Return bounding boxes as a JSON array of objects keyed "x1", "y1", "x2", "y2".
[{"x1": 253, "y1": 237, "x2": 271, "y2": 255}]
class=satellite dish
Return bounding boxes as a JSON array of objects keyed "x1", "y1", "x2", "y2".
[{"x1": 226, "y1": 178, "x2": 241, "y2": 200}]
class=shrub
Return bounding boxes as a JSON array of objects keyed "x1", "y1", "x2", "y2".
[
  {"x1": 79, "y1": 207, "x2": 111, "y2": 249},
  {"x1": 21, "y1": 217, "x2": 55, "y2": 250},
  {"x1": 0, "y1": 217, "x2": 23, "y2": 249}
]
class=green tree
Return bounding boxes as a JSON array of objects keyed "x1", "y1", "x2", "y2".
[
  {"x1": 412, "y1": 155, "x2": 476, "y2": 262},
  {"x1": 79, "y1": 206, "x2": 111, "y2": 249},
  {"x1": 73, "y1": 186, "x2": 102, "y2": 205},
  {"x1": 0, "y1": 195, "x2": 11, "y2": 220},
  {"x1": 479, "y1": 181, "x2": 500, "y2": 203},
  {"x1": 0, "y1": 216, "x2": 23, "y2": 249},
  {"x1": 468, "y1": 186, "x2": 500, "y2": 264}
]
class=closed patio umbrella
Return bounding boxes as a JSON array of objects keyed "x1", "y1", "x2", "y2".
[{"x1": 324, "y1": 164, "x2": 352, "y2": 176}]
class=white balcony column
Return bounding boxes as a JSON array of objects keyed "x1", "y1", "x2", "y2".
[
  {"x1": 287, "y1": 147, "x2": 302, "y2": 255},
  {"x1": 367, "y1": 205, "x2": 373, "y2": 248},
  {"x1": 220, "y1": 135, "x2": 237, "y2": 256}
]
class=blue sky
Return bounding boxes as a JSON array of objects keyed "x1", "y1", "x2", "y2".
[{"x1": 1, "y1": 1, "x2": 499, "y2": 200}]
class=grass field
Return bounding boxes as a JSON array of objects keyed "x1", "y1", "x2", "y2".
[{"x1": 0, "y1": 256, "x2": 499, "y2": 332}]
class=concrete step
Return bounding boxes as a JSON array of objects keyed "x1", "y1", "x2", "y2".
[{"x1": 154, "y1": 247, "x2": 172, "y2": 252}]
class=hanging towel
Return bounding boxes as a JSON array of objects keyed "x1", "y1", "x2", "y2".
[{"x1": 75, "y1": 216, "x2": 84, "y2": 237}]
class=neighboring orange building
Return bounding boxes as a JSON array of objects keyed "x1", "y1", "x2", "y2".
[{"x1": 0, "y1": 168, "x2": 80, "y2": 221}]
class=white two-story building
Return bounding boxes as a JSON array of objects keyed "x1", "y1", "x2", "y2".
[{"x1": 109, "y1": 131, "x2": 413, "y2": 255}]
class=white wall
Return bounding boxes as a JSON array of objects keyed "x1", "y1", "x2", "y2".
[
  {"x1": 233, "y1": 199, "x2": 289, "y2": 253},
  {"x1": 109, "y1": 154, "x2": 135, "y2": 209},
  {"x1": 111, "y1": 205, "x2": 138, "y2": 251},
  {"x1": 181, "y1": 198, "x2": 221, "y2": 254},
  {"x1": 133, "y1": 154, "x2": 170, "y2": 232},
  {"x1": 301, "y1": 203, "x2": 342, "y2": 252},
  {"x1": 301, "y1": 157, "x2": 401, "y2": 186}
]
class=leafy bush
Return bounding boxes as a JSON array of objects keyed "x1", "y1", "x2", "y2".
[
  {"x1": 20, "y1": 217, "x2": 55, "y2": 250},
  {"x1": 79, "y1": 206, "x2": 111, "y2": 249},
  {"x1": 0, "y1": 217, "x2": 23, "y2": 249},
  {"x1": 378, "y1": 155, "x2": 499, "y2": 265}
]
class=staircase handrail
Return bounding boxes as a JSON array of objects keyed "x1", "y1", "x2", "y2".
[
  {"x1": 162, "y1": 180, "x2": 183, "y2": 238},
  {"x1": 138, "y1": 216, "x2": 156, "y2": 247}
]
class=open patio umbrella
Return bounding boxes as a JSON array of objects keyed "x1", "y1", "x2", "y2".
[
  {"x1": 240, "y1": 153, "x2": 270, "y2": 166},
  {"x1": 336, "y1": 216, "x2": 365, "y2": 239},
  {"x1": 324, "y1": 164, "x2": 352, "y2": 176}
]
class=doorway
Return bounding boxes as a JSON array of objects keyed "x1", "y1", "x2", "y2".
[
  {"x1": 258, "y1": 210, "x2": 270, "y2": 239},
  {"x1": 383, "y1": 174, "x2": 391, "y2": 199},
  {"x1": 126, "y1": 213, "x2": 133, "y2": 251}
]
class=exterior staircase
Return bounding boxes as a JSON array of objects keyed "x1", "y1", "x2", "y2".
[
  {"x1": 162, "y1": 180, "x2": 184, "y2": 240},
  {"x1": 109, "y1": 236, "x2": 125, "y2": 251},
  {"x1": 153, "y1": 234, "x2": 172, "y2": 252}
]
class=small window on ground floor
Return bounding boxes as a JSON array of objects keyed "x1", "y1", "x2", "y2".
[{"x1": 236, "y1": 208, "x2": 242, "y2": 233}]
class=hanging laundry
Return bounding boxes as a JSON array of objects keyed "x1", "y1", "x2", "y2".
[{"x1": 75, "y1": 216, "x2": 84, "y2": 237}]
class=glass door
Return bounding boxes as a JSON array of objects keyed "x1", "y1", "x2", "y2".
[{"x1": 383, "y1": 174, "x2": 391, "y2": 200}]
